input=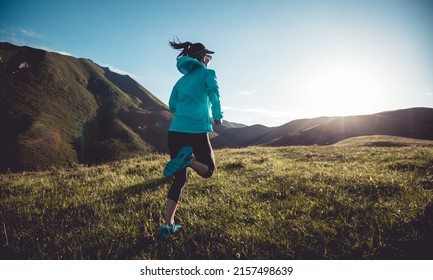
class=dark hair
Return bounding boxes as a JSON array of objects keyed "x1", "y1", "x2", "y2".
[{"x1": 169, "y1": 38, "x2": 214, "y2": 59}]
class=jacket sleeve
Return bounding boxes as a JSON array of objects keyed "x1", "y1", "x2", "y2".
[
  {"x1": 206, "y1": 70, "x2": 224, "y2": 121},
  {"x1": 168, "y1": 85, "x2": 178, "y2": 113}
]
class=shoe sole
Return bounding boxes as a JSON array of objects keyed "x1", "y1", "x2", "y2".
[{"x1": 163, "y1": 146, "x2": 193, "y2": 177}]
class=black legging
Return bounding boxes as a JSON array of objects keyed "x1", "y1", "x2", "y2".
[{"x1": 167, "y1": 131, "x2": 215, "y2": 202}]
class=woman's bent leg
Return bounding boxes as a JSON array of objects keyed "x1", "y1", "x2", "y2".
[{"x1": 192, "y1": 133, "x2": 215, "y2": 178}]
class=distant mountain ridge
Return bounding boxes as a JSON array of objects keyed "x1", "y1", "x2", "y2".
[
  {"x1": 1, "y1": 42, "x2": 432, "y2": 172},
  {"x1": 212, "y1": 107, "x2": 433, "y2": 148}
]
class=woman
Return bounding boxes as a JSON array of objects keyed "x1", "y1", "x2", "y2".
[{"x1": 159, "y1": 39, "x2": 223, "y2": 238}]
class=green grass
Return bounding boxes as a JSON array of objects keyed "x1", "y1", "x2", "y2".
[
  {"x1": 1, "y1": 144, "x2": 433, "y2": 259},
  {"x1": 335, "y1": 135, "x2": 433, "y2": 147}
]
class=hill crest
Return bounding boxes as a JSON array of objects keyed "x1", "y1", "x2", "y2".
[{"x1": 212, "y1": 107, "x2": 433, "y2": 148}]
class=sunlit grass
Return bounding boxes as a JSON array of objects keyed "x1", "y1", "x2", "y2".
[{"x1": 1, "y1": 145, "x2": 432, "y2": 259}]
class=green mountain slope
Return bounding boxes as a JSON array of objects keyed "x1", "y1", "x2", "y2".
[{"x1": 0, "y1": 42, "x2": 171, "y2": 172}]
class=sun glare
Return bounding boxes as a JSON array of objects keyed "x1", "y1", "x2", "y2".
[{"x1": 295, "y1": 50, "x2": 392, "y2": 116}]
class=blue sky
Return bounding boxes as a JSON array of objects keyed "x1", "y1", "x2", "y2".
[{"x1": 1, "y1": 0, "x2": 433, "y2": 126}]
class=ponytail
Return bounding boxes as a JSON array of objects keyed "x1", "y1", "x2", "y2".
[
  {"x1": 169, "y1": 38, "x2": 192, "y2": 59},
  {"x1": 169, "y1": 37, "x2": 214, "y2": 60}
]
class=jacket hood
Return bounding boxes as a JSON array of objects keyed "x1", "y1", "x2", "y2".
[{"x1": 176, "y1": 56, "x2": 206, "y2": 75}]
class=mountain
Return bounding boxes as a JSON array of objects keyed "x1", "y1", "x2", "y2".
[
  {"x1": 0, "y1": 42, "x2": 172, "y2": 172},
  {"x1": 2, "y1": 42, "x2": 432, "y2": 173},
  {"x1": 212, "y1": 107, "x2": 433, "y2": 148}
]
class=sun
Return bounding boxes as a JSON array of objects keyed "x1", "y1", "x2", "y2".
[{"x1": 295, "y1": 51, "x2": 391, "y2": 116}]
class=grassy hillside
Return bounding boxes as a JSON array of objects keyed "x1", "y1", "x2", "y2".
[
  {"x1": 0, "y1": 42, "x2": 171, "y2": 172},
  {"x1": 1, "y1": 144, "x2": 433, "y2": 259},
  {"x1": 335, "y1": 135, "x2": 433, "y2": 147}
]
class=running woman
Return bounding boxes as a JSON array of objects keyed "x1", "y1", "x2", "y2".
[{"x1": 159, "y1": 39, "x2": 223, "y2": 237}]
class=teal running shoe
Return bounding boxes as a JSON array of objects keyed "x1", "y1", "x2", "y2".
[
  {"x1": 158, "y1": 223, "x2": 183, "y2": 238},
  {"x1": 163, "y1": 146, "x2": 193, "y2": 177}
]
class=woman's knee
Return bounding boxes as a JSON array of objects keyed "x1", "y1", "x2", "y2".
[{"x1": 201, "y1": 167, "x2": 214, "y2": 178}]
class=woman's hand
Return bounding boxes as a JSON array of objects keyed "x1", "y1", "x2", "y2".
[{"x1": 214, "y1": 120, "x2": 222, "y2": 125}]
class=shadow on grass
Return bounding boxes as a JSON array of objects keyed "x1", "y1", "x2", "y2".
[
  {"x1": 122, "y1": 177, "x2": 170, "y2": 197},
  {"x1": 0, "y1": 245, "x2": 20, "y2": 260},
  {"x1": 379, "y1": 201, "x2": 433, "y2": 259},
  {"x1": 110, "y1": 177, "x2": 171, "y2": 206}
]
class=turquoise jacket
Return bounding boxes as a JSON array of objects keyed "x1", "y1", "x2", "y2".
[{"x1": 168, "y1": 56, "x2": 223, "y2": 133}]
